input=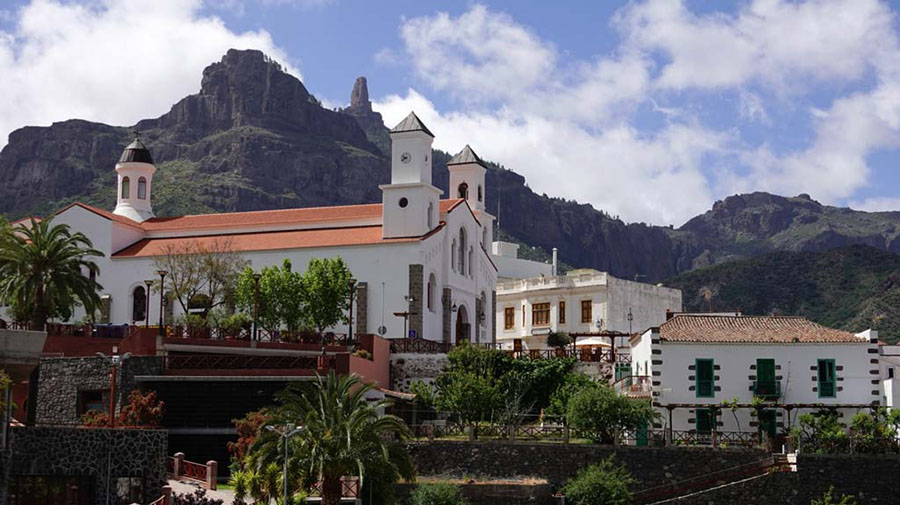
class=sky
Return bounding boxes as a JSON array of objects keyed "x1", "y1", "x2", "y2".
[{"x1": 1, "y1": 0, "x2": 900, "y2": 227}]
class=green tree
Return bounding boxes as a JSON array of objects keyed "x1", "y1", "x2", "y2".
[
  {"x1": 153, "y1": 238, "x2": 247, "y2": 316},
  {"x1": 235, "y1": 259, "x2": 306, "y2": 331},
  {"x1": 546, "y1": 372, "x2": 597, "y2": 422},
  {"x1": 791, "y1": 410, "x2": 847, "y2": 453},
  {"x1": 546, "y1": 331, "x2": 571, "y2": 348},
  {"x1": 410, "y1": 482, "x2": 468, "y2": 505},
  {"x1": 567, "y1": 384, "x2": 655, "y2": 444},
  {"x1": 301, "y1": 257, "x2": 353, "y2": 333},
  {"x1": 248, "y1": 371, "x2": 413, "y2": 505},
  {"x1": 0, "y1": 217, "x2": 103, "y2": 329},
  {"x1": 811, "y1": 486, "x2": 857, "y2": 505},
  {"x1": 562, "y1": 457, "x2": 634, "y2": 505}
]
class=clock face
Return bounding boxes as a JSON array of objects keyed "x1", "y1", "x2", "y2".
[{"x1": 400, "y1": 152, "x2": 411, "y2": 164}]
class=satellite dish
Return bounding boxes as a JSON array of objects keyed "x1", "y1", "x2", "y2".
[{"x1": 377, "y1": 325, "x2": 387, "y2": 336}]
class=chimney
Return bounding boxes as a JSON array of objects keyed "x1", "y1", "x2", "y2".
[
  {"x1": 552, "y1": 248, "x2": 558, "y2": 276},
  {"x1": 666, "y1": 309, "x2": 674, "y2": 321}
]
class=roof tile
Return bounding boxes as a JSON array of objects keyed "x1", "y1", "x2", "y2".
[{"x1": 659, "y1": 315, "x2": 861, "y2": 344}]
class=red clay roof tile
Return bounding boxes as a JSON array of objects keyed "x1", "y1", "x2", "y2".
[{"x1": 658, "y1": 315, "x2": 861, "y2": 344}]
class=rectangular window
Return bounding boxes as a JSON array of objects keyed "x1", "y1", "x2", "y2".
[
  {"x1": 696, "y1": 359, "x2": 715, "y2": 398},
  {"x1": 755, "y1": 358, "x2": 777, "y2": 397},
  {"x1": 504, "y1": 307, "x2": 515, "y2": 330},
  {"x1": 558, "y1": 301, "x2": 566, "y2": 324},
  {"x1": 695, "y1": 407, "x2": 715, "y2": 433},
  {"x1": 78, "y1": 390, "x2": 105, "y2": 415},
  {"x1": 615, "y1": 363, "x2": 631, "y2": 382},
  {"x1": 818, "y1": 359, "x2": 836, "y2": 398},
  {"x1": 581, "y1": 300, "x2": 592, "y2": 324},
  {"x1": 532, "y1": 302, "x2": 551, "y2": 327}
]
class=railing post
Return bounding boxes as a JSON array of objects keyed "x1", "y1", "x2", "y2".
[
  {"x1": 508, "y1": 425, "x2": 516, "y2": 442},
  {"x1": 564, "y1": 426, "x2": 570, "y2": 445},
  {"x1": 162, "y1": 485, "x2": 172, "y2": 505},
  {"x1": 427, "y1": 424, "x2": 434, "y2": 441},
  {"x1": 206, "y1": 460, "x2": 218, "y2": 490},
  {"x1": 173, "y1": 452, "x2": 184, "y2": 480},
  {"x1": 467, "y1": 425, "x2": 475, "y2": 442}
]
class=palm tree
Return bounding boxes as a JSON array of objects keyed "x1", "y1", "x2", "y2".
[
  {"x1": 0, "y1": 217, "x2": 103, "y2": 329},
  {"x1": 248, "y1": 370, "x2": 414, "y2": 505}
]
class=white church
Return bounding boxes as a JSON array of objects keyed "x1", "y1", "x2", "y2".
[{"x1": 24, "y1": 112, "x2": 498, "y2": 343}]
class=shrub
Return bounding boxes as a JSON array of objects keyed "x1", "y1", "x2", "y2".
[
  {"x1": 546, "y1": 331, "x2": 571, "y2": 348},
  {"x1": 410, "y1": 482, "x2": 468, "y2": 505},
  {"x1": 172, "y1": 489, "x2": 224, "y2": 505},
  {"x1": 118, "y1": 390, "x2": 165, "y2": 426},
  {"x1": 567, "y1": 384, "x2": 655, "y2": 444},
  {"x1": 811, "y1": 486, "x2": 857, "y2": 505},
  {"x1": 353, "y1": 349, "x2": 372, "y2": 360},
  {"x1": 81, "y1": 409, "x2": 109, "y2": 427},
  {"x1": 562, "y1": 458, "x2": 634, "y2": 505}
]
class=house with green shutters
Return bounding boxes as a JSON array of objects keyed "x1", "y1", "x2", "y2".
[{"x1": 629, "y1": 313, "x2": 880, "y2": 443}]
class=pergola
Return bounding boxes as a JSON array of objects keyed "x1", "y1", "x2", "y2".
[{"x1": 568, "y1": 330, "x2": 631, "y2": 362}]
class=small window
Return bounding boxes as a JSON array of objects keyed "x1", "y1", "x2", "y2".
[
  {"x1": 478, "y1": 185, "x2": 483, "y2": 202},
  {"x1": 427, "y1": 273, "x2": 436, "y2": 312},
  {"x1": 78, "y1": 390, "x2": 105, "y2": 416},
  {"x1": 451, "y1": 240, "x2": 457, "y2": 272},
  {"x1": 532, "y1": 302, "x2": 550, "y2": 327},
  {"x1": 137, "y1": 176, "x2": 147, "y2": 199},
  {"x1": 580, "y1": 300, "x2": 592, "y2": 324},
  {"x1": 458, "y1": 182, "x2": 468, "y2": 199},
  {"x1": 399, "y1": 197, "x2": 408, "y2": 208},
  {"x1": 890, "y1": 367, "x2": 895, "y2": 379},
  {"x1": 696, "y1": 359, "x2": 715, "y2": 398},
  {"x1": 696, "y1": 407, "x2": 715, "y2": 433},
  {"x1": 615, "y1": 363, "x2": 630, "y2": 381},
  {"x1": 121, "y1": 176, "x2": 130, "y2": 199},
  {"x1": 559, "y1": 301, "x2": 566, "y2": 324},
  {"x1": 427, "y1": 202, "x2": 434, "y2": 229},
  {"x1": 468, "y1": 247, "x2": 474, "y2": 277},
  {"x1": 818, "y1": 359, "x2": 836, "y2": 398},
  {"x1": 504, "y1": 307, "x2": 515, "y2": 330}
]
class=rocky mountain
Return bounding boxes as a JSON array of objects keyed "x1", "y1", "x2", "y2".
[
  {"x1": 2, "y1": 49, "x2": 900, "y2": 283},
  {"x1": 666, "y1": 245, "x2": 900, "y2": 343}
]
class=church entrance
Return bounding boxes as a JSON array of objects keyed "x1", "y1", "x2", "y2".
[{"x1": 455, "y1": 305, "x2": 470, "y2": 344}]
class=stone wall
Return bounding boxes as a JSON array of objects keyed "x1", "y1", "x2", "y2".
[
  {"x1": 356, "y1": 281, "x2": 368, "y2": 334},
  {"x1": 36, "y1": 356, "x2": 163, "y2": 425},
  {"x1": 2, "y1": 426, "x2": 167, "y2": 505},
  {"x1": 672, "y1": 454, "x2": 900, "y2": 504},
  {"x1": 408, "y1": 264, "x2": 424, "y2": 339},
  {"x1": 391, "y1": 353, "x2": 450, "y2": 392},
  {"x1": 397, "y1": 483, "x2": 554, "y2": 505},
  {"x1": 407, "y1": 441, "x2": 767, "y2": 490}
]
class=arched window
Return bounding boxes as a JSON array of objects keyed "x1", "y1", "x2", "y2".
[
  {"x1": 137, "y1": 177, "x2": 147, "y2": 199},
  {"x1": 458, "y1": 228, "x2": 467, "y2": 273},
  {"x1": 468, "y1": 247, "x2": 474, "y2": 277},
  {"x1": 121, "y1": 177, "x2": 130, "y2": 199},
  {"x1": 427, "y1": 202, "x2": 434, "y2": 229},
  {"x1": 132, "y1": 286, "x2": 146, "y2": 322},
  {"x1": 482, "y1": 226, "x2": 488, "y2": 249},
  {"x1": 458, "y1": 182, "x2": 468, "y2": 199},
  {"x1": 451, "y1": 239, "x2": 457, "y2": 272},
  {"x1": 427, "y1": 273, "x2": 436, "y2": 311},
  {"x1": 478, "y1": 185, "x2": 483, "y2": 202}
]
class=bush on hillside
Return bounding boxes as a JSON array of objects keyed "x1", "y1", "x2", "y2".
[
  {"x1": 410, "y1": 482, "x2": 468, "y2": 505},
  {"x1": 562, "y1": 457, "x2": 634, "y2": 505}
]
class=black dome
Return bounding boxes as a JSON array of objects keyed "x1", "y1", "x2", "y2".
[{"x1": 118, "y1": 138, "x2": 154, "y2": 164}]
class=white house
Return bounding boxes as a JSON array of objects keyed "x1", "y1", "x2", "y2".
[
  {"x1": 880, "y1": 344, "x2": 900, "y2": 410},
  {"x1": 491, "y1": 241, "x2": 553, "y2": 280},
  {"x1": 7, "y1": 112, "x2": 498, "y2": 343},
  {"x1": 495, "y1": 268, "x2": 682, "y2": 350},
  {"x1": 629, "y1": 313, "x2": 881, "y2": 438}
]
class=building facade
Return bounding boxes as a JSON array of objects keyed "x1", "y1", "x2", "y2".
[
  {"x1": 630, "y1": 314, "x2": 881, "y2": 438},
  {"x1": 6, "y1": 112, "x2": 498, "y2": 344},
  {"x1": 495, "y1": 269, "x2": 682, "y2": 350}
]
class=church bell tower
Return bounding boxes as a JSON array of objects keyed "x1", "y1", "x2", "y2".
[
  {"x1": 381, "y1": 112, "x2": 442, "y2": 238},
  {"x1": 113, "y1": 132, "x2": 156, "y2": 222}
]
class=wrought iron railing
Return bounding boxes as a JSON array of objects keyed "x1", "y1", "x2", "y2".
[
  {"x1": 164, "y1": 325, "x2": 354, "y2": 346},
  {"x1": 390, "y1": 338, "x2": 454, "y2": 354},
  {"x1": 164, "y1": 354, "x2": 319, "y2": 370},
  {"x1": 752, "y1": 380, "x2": 782, "y2": 399},
  {"x1": 613, "y1": 375, "x2": 652, "y2": 396}
]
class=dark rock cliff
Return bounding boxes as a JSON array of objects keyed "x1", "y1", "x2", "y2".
[{"x1": 2, "y1": 49, "x2": 899, "y2": 282}]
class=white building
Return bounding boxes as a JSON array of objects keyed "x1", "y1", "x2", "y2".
[
  {"x1": 491, "y1": 241, "x2": 553, "y2": 280},
  {"x1": 630, "y1": 313, "x2": 881, "y2": 437},
  {"x1": 880, "y1": 345, "x2": 900, "y2": 410},
  {"x1": 495, "y1": 268, "x2": 682, "y2": 350},
  {"x1": 9, "y1": 112, "x2": 498, "y2": 343}
]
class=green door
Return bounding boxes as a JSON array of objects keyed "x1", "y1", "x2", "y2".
[
  {"x1": 758, "y1": 409, "x2": 777, "y2": 438},
  {"x1": 636, "y1": 420, "x2": 648, "y2": 446},
  {"x1": 756, "y1": 359, "x2": 777, "y2": 397}
]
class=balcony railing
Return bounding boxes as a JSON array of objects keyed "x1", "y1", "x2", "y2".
[
  {"x1": 752, "y1": 380, "x2": 782, "y2": 399},
  {"x1": 614, "y1": 375, "x2": 652, "y2": 397},
  {"x1": 164, "y1": 354, "x2": 319, "y2": 370}
]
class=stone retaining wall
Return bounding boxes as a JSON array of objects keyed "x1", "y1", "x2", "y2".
[
  {"x1": 391, "y1": 353, "x2": 449, "y2": 392},
  {"x1": 397, "y1": 483, "x2": 554, "y2": 505},
  {"x1": 407, "y1": 441, "x2": 767, "y2": 490}
]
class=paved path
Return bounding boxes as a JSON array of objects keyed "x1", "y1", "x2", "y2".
[{"x1": 168, "y1": 479, "x2": 240, "y2": 504}]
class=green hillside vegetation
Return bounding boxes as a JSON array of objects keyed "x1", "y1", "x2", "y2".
[{"x1": 666, "y1": 245, "x2": 900, "y2": 343}]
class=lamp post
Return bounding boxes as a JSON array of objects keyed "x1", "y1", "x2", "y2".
[
  {"x1": 252, "y1": 273, "x2": 262, "y2": 341},
  {"x1": 96, "y1": 351, "x2": 131, "y2": 428},
  {"x1": 156, "y1": 270, "x2": 167, "y2": 337},
  {"x1": 403, "y1": 295, "x2": 414, "y2": 338},
  {"x1": 627, "y1": 308, "x2": 633, "y2": 334},
  {"x1": 266, "y1": 422, "x2": 304, "y2": 505},
  {"x1": 143, "y1": 280, "x2": 153, "y2": 328},
  {"x1": 347, "y1": 278, "x2": 357, "y2": 345}
]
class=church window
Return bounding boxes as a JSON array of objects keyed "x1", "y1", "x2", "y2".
[
  {"x1": 451, "y1": 240, "x2": 457, "y2": 272},
  {"x1": 427, "y1": 202, "x2": 434, "y2": 229},
  {"x1": 132, "y1": 286, "x2": 147, "y2": 322},
  {"x1": 427, "y1": 273, "x2": 436, "y2": 312},
  {"x1": 482, "y1": 226, "x2": 487, "y2": 249},
  {"x1": 478, "y1": 185, "x2": 483, "y2": 202},
  {"x1": 468, "y1": 247, "x2": 474, "y2": 277},
  {"x1": 121, "y1": 177, "x2": 130, "y2": 199},
  {"x1": 458, "y1": 182, "x2": 468, "y2": 199},
  {"x1": 137, "y1": 177, "x2": 147, "y2": 199},
  {"x1": 458, "y1": 228, "x2": 467, "y2": 273},
  {"x1": 399, "y1": 197, "x2": 408, "y2": 208}
]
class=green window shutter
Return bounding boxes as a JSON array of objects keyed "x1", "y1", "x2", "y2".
[
  {"x1": 755, "y1": 359, "x2": 778, "y2": 398},
  {"x1": 696, "y1": 359, "x2": 714, "y2": 398},
  {"x1": 817, "y1": 359, "x2": 836, "y2": 398},
  {"x1": 696, "y1": 407, "x2": 714, "y2": 433}
]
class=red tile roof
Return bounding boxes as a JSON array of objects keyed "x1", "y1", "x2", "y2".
[
  {"x1": 658, "y1": 315, "x2": 862, "y2": 344},
  {"x1": 113, "y1": 223, "x2": 445, "y2": 258}
]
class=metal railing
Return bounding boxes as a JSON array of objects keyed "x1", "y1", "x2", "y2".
[
  {"x1": 613, "y1": 375, "x2": 652, "y2": 396},
  {"x1": 164, "y1": 354, "x2": 319, "y2": 370},
  {"x1": 165, "y1": 325, "x2": 354, "y2": 346},
  {"x1": 390, "y1": 338, "x2": 631, "y2": 363},
  {"x1": 390, "y1": 338, "x2": 454, "y2": 354},
  {"x1": 752, "y1": 380, "x2": 782, "y2": 399},
  {"x1": 631, "y1": 455, "x2": 780, "y2": 504},
  {"x1": 797, "y1": 435, "x2": 900, "y2": 454}
]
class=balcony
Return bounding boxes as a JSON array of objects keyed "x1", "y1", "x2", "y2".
[
  {"x1": 496, "y1": 271, "x2": 608, "y2": 293},
  {"x1": 752, "y1": 380, "x2": 782, "y2": 400}
]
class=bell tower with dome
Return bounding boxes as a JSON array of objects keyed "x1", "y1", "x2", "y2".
[{"x1": 113, "y1": 132, "x2": 156, "y2": 222}]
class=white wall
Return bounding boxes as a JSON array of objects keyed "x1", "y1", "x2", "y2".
[{"x1": 607, "y1": 276, "x2": 682, "y2": 334}]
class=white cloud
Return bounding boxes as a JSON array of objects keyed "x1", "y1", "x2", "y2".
[
  {"x1": 377, "y1": 2, "x2": 900, "y2": 225},
  {"x1": 0, "y1": 0, "x2": 295, "y2": 147},
  {"x1": 849, "y1": 197, "x2": 900, "y2": 213}
]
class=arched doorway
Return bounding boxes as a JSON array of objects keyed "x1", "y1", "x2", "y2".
[
  {"x1": 456, "y1": 304, "x2": 470, "y2": 344},
  {"x1": 132, "y1": 286, "x2": 146, "y2": 323}
]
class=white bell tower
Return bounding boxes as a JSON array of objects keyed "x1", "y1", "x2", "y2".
[
  {"x1": 447, "y1": 145, "x2": 487, "y2": 212},
  {"x1": 381, "y1": 112, "x2": 442, "y2": 238},
  {"x1": 113, "y1": 132, "x2": 156, "y2": 222}
]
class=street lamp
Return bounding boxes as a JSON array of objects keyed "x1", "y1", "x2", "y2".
[
  {"x1": 348, "y1": 278, "x2": 357, "y2": 344},
  {"x1": 156, "y1": 270, "x2": 167, "y2": 337},
  {"x1": 252, "y1": 273, "x2": 262, "y2": 341},
  {"x1": 96, "y1": 351, "x2": 131, "y2": 428},
  {"x1": 627, "y1": 308, "x2": 634, "y2": 334},
  {"x1": 403, "y1": 295, "x2": 415, "y2": 339},
  {"x1": 143, "y1": 280, "x2": 153, "y2": 328},
  {"x1": 266, "y1": 422, "x2": 304, "y2": 505}
]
